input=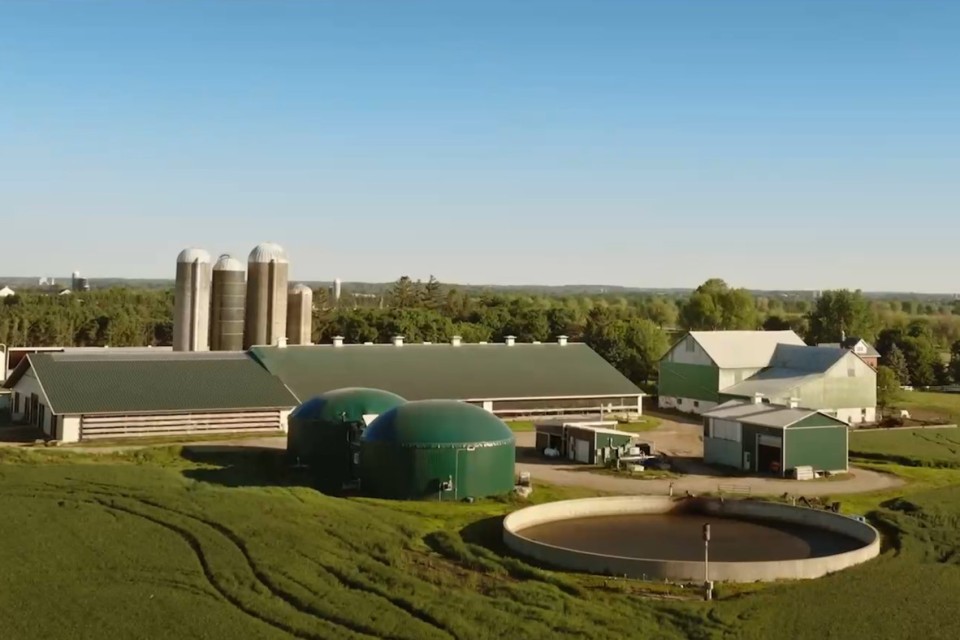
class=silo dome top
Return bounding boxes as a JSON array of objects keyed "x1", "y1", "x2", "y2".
[
  {"x1": 290, "y1": 283, "x2": 312, "y2": 294},
  {"x1": 177, "y1": 248, "x2": 212, "y2": 264},
  {"x1": 249, "y1": 242, "x2": 289, "y2": 264},
  {"x1": 213, "y1": 254, "x2": 244, "y2": 271},
  {"x1": 292, "y1": 388, "x2": 406, "y2": 424},
  {"x1": 362, "y1": 400, "x2": 515, "y2": 447}
]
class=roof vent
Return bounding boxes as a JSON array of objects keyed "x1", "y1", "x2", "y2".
[
  {"x1": 532, "y1": 341, "x2": 541, "y2": 345},
  {"x1": 332, "y1": 336, "x2": 344, "y2": 348},
  {"x1": 505, "y1": 335, "x2": 516, "y2": 347},
  {"x1": 478, "y1": 341, "x2": 488, "y2": 345},
  {"x1": 277, "y1": 336, "x2": 288, "y2": 349},
  {"x1": 422, "y1": 341, "x2": 432, "y2": 345},
  {"x1": 363, "y1": 341, "x2": 374, "y2": 346},
  {"x1": 752, "y1": 393, "x2": 764, "y2": 405},
  {"x1": 451, "y1": 335, "x2": 462, "y2": 347},
  {"x1": 788, "y1": 397, "x2": 800, "y2": 409},
  {"x1": 392, "y1": 336, "x2": 405, "y2": 347},
  {"x1": 557, "y1": 335, "x2": 568, "y2": 346}
]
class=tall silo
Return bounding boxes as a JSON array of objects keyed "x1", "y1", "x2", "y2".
[
  {"x1": 244, "y1": 242, "x2": 289, "y2": 348},
  {"x1": 173, "y1": 248, "x2": 212, "y2": 351},
  {"x1": 287, "y1": 283, "x2": 313, "y2": 345},
  {"x1": 333, "y1": 277, "x2": 342, "y2": 303},
  {"x1": 210, "y1": 255, "x2": 246, "y2": 351}
]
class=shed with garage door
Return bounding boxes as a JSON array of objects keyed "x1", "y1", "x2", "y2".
[
  {"x1": 534, "y1": 420, "x2": 636, "y2": 465},
  {"x1": 702, "y1": 397, "x2": 849, "y2": 476}
]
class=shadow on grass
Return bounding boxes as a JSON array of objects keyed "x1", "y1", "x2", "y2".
[{"x1": 180, "y1": 445, "x2": 323, "y2": 490}]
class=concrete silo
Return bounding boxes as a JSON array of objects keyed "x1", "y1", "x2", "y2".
[
  {"x1": 173, "y1": 248, "x2": 212, "y2": 352},
  {"x1": 360, "y1": 400, "x2": 516, "y2": 501},
  {"x1": 243, "y1": 242, "x2": 289, "y2": 348},
  {"x1": 286, "y1": 283, "x2": 313, "y2": 345},
  {"x1": 333, "y1": 277, "x2": 342, "y2": 303},
  {"x1": 210, "y1": 255, "x2": 246, "y2": 351}
]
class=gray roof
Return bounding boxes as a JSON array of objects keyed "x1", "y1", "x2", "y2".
[
  {"x1": 703, "y1": 400, "x2": 842, "y2": 429},
  {"x1": 686, "y1": 331, "x2": 806, "y2": 369},
  {"x1": 249, "y1": 342, "x2": 642, "y2": 403},
  {"x1": 4, "y1": 351, "x2": 298, "y2": 415},
  {"x1": 818, "y1": 338, "x2": 880, "y2": 359},
  {"x1": 721, "y1": 345, "x2": 851, "y2": 398}
]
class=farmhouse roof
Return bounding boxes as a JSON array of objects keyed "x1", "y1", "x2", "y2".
[
  {"x1": 818, "y1": 337, "x2": 881, "y2": 358},
  {"x1": 703, "y1": 400, "x2": 845, "y2": 429},
  {"x1": 248, "y1": 342, "x2": 642, "y2": 403},
  {"x1": 685, "y1": 330, "x2": 806, "y2": 369},
  {"x1": 3, "y1": 352, "x2": 298, "y2": 415}
]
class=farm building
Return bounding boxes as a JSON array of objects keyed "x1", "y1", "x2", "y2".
[
  {"x1": 658, "y1": 331, "x2": 876, "y2": 424},
  {"x1": 534, "y1": 420, "x2": 636, "y2": 464},
  {"x1": 250, "y1": 336, "x2": 643, "y2": 418},
  {"x1": 2, "y1": 346, "x2": 173, "y2": 383},
  {"x1": 817, "y1": 337, "x2": 880, "y2": 370},
  {"x1": 287, "y1": 387, "x2": 406, "y2": 490},
  {"x1": 702, "y1": 398, "x2": 849, "y2": 476},
  {"x1": 3, "y1": 351, "x2": 297, "y2": 442},
  {"x1": 359, "y1": 400, "x2": 516, "y2": 501}
]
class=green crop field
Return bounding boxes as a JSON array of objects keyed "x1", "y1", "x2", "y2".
[
  {"x1": 3, "y1": 445, "x2": 960, "y2": 639},
  {"x1": 897, "y1": 391, "x2": 960, "y2": 424},
  {"x1": 850, "y1": 427, "x2": 960, "y2": 467}
]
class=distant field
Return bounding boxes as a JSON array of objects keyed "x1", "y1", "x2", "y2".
[
  {"x1": 897, "y1": 391, "x2": 960, "y2": 424},
  {"x1": 850, "y1": 427, "x2": 960, "y2": 467},
  {"x1": 505, "y1": 417, "x2": 661, "y2": 434}
]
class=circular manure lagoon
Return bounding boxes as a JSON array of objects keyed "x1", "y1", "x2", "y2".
[{"x1": 503, "y1": 496, "x2": 880, "y2": 583}]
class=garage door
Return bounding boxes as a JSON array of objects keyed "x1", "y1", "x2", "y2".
[
  {"x1": 575, "y1": 439, "x2": 591, "y2": 463},
  {"x1": 80, "y1": 410, "x2": 283, "y2": 440}
]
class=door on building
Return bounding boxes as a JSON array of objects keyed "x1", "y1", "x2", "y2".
[
  {"x1": 568, "y1": 437, "x2": 576, "y2": 461},
  {"x1": 50, "y1": 415, "x2": 59, "y2": 440},
  {"x1": 743, "y1": 451, "x2": 751, "y2": 471},
  {"x1": 756, "y1": 434, "x2": 783, "y2": 475},
  {"x1": 575, "y1": 439, "x2": 590, "y2": 464}
]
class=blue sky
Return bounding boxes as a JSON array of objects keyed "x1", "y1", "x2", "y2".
[{"x1": 1, "y1": 1, "x2": 958, "y2": 291}]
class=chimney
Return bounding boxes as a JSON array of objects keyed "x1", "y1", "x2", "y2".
[
  {"x1": 752, "y1": 393, "x2": 764, "y2": 405},
  {"x1": 557, "y1": 335, "x2": 568, "y2": 346},
  {"x1": 363, "y1": 341, "x2": 374, "y2": 345},
  {"x1": 332, "y1": 336, "x2": 344, "y2": 348},
  {"x1": 788, "y1": 397, "x2": 800, "y2": 409},
  {"x1": 505, "y1": 335, "x2": 516, "y2": 347},
  {"x1": 391, "y1": 335, "x2": 405, "y2": 347},
  {"x1": 451, "y1": 335, "x2": 462, "y2": 347},
  {"x1": 277, "y1": 336, "x2": 288, "y2": 349}
]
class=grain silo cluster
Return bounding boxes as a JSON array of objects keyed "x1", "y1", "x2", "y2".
[{"x1": 172, "y1": 242, "x2": 312, "y2": 351}]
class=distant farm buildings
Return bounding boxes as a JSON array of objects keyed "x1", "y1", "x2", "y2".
[{"x1": 659, "y1": 330, "x2": 877, "y2": 424}]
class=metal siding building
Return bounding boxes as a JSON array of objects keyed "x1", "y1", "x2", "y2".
[
  {"x1": 287, "y1": 388, "x2": 406, "y2": 490},
  {"x1": 702, "y1": 400, "x2": 849, "y2": 476},
  {"x1": 534, "y1": 420, "x2": 634, "y2": 464},
  {"x1": 359, "y1": 400, "x2": 516, "y2": 501},
  {"x1": 250, "y1": 339, "x2": 644, "y2": 418},
  {"x1": 3, "y1": 351, "x2": 297, "y2": 442}
]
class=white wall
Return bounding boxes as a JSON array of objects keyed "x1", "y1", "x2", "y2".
[
  {"x1": 10, "y1": 370, "x2": 54, "y2": 434},
  {"x1": 662, "y1": 335, "x2": 713, "y2": 366},
  {"x1": 718, "y1": 367, "x2": 764, "y2": 391},
  {"x1": 279, "y1": 409, "x2": 292, "y2": 433},
  {"x1": 61, "y1": 416, "x2": 81, "y2": 443}
]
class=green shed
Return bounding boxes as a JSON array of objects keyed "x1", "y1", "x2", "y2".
[
  {"x1": 360, "y1": 400, "x2": 516, "y2": 501},
  {"x1": 287, "y1": 387, "x2": 406, "y2": 490},
  {"x1": 702, "y1": 399, "x2": 849, "y2": 477}
]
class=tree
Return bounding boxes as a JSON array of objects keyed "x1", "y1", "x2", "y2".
[
  {"x1": 876, "y1": 365, "x2": 901, "y2": 413},
  {"x1": 806, "y1": 289, "x2": 877, "y2": 344},
  {"x1": 679, "y1": 291, "x2": 723, "y2": 330},
  {"x1": 886, "y1": 344, "x2": 910, "y2": 385},
  {"x1": 762, "y1": 315, "x2": 791, "y2": 331},
  {"x1": 583, "y1": 308, "x2": 667, "y2": 384},
  {"x1": 949, "y1": 340, "x2": 960, "y2": 384},
  {"x1": 900, "y1": 335, "x2": 940, "y2": 387},
  {"x1": 679, "y1": 279, "x2": 757, "y2": 330},
  {"x1": 388, "y1": 276, "x2": 420, "y2": 309},
  {"x1": 421, "y1": 276, "x2": 443, "y2": 310},
  {"x1": 645, "y1": 297, "x2": 678, "y2": 329}
]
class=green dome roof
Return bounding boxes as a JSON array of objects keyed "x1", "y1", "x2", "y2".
[
  {"x1": 362, "y1": 400, "x2": 515, "y2": 447},
  {"x1": 291, "y1": 388, "x2": 406, "y2": 424}
]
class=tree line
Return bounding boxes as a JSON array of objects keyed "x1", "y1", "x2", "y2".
[{"x1": 4, "y1": 276, "x2": 960, "y2": 391}]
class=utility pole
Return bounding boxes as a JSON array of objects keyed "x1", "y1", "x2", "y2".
[{"x1": 703, "y1": 522, "x2": 713, "y2": 601}]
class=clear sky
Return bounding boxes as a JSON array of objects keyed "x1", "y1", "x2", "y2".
[{"x1": 1, "y1": 1, "x2": 957, "y2": 291}]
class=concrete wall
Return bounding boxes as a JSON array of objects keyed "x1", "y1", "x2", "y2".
[{"x1": 503, "y1": 496, "x2": 880, "y2": 583}]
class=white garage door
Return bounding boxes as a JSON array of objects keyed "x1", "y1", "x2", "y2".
[{"x1": 575, "y1": 439, "x2": 591, "y2": 463}]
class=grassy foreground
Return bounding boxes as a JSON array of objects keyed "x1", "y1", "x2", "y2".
[
  {"x1": 2, "y1": 444, "x2": 960, "y2": 639},
  {"x1": 850, "y1": 426, "x2": 960, "y2": 467}
]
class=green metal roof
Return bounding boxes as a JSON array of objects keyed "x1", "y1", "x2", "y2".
[
  {"x1": 362, "y1": 400, "x2": 515, "y2": 447},
  {"x1": 290, "y1": 387, "x2": 406, "y2": 424},
  {"x1": 14, "y1": 352, "x2": 298, "y2": 415},
  {"x1": 249, "y1": 343, "x2": 642, "y2": 402}
]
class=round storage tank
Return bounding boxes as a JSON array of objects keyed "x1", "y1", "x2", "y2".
[
  {"x1": 244, "y1": 242, "x2": 289, "y2": 348},
  {"x1": 360, "y1": 400, "x2": 516, "y2": 501},
  {"x1": 210, "y1": 254, "x2": 246, "y2": 351},
  {"x1": 288, "y1": 388, "x2": 406, "y2": 491},
  {"x1": 173, "y1": 248, "x2": 212, "y2": 351}
]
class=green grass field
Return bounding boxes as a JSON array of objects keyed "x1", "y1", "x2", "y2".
[
  {"x1": 850, "y1": 427, "x2": 960, "y2": 468},
  {"x1": 506, "y1": 417, "x2": 661, "y2": 434},
  {"x1": 897, "y1": 390, "x2": 960, "y2": 424},
  {"x1": 4, "y1": 444, "x2": 960, "y2": 639}
]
